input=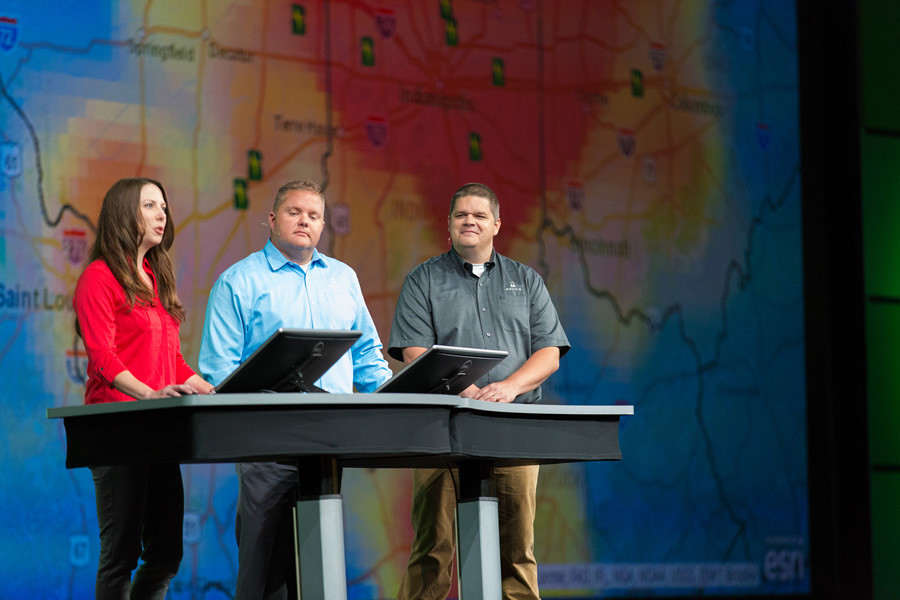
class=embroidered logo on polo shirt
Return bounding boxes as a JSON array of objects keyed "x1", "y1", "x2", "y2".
[{"x1": 505, "y1": 281, "x2": 523, "y2": 293}]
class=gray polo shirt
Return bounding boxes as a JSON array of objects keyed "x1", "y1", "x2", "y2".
[{"x1": 389, "y1": 248, "x2": 570, "y2": 404}]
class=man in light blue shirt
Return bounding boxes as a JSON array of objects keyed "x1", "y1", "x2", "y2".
[{"x1": 199, "y1": 179, "x2": 391, "y2": 600}]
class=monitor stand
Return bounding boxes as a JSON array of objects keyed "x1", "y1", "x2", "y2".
[
  {"x1": 269, "y1": 341, "x2": 330, "y2": 393},
  {"x1": 426, "y1": 359, "x2": 474, "y2": 394}
]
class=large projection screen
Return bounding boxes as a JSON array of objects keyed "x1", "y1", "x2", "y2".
[{"x1": 0, "y1": 1, "x2": 806, "y2": 597}]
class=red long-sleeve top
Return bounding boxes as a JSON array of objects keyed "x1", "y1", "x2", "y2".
[{"x1": 73, "y1": 259, "x2": 196, "y2": 404}]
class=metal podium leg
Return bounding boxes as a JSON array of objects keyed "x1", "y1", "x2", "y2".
[
  {"x1": 456, "y1": 462, "x2": 502, "y2": 600},
  {"x1": 294, "y1": 495, "x2": 346, "y2": 600},
  {"x1": 294, "y1": 457, "x2": 347, "y2": 600}
]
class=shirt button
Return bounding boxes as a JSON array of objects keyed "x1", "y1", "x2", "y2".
[
  {"x1": 479, "y1": 283, "x2": 483, "y2": 287},
  {"x1": 482, "y1": 307, "x2": 486, "y2": 312},
  {"x1": 486, "y1": 332, "x2": 491, "y2": 337}
]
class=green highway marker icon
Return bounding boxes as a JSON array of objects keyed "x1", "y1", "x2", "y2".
[
  {"x1": 631, "y1": 69, "x2": 644, "y2": 97},
  {"x1": 248, "y1": 150, "x2": 263, "y2": 181},
  {"x1": 469, "y1": 132, "x2": 481, "y2": 161},
  {"x1": 445, "y1": 18, "x2": 458, "y2": 46},
  {"x1": 440, "y1": 0, "x2": 453, "y2": 20},
  {"x1": 361, "y1": 36, "x2": 375, "y2": 66},
  {"x1": 292, "y1": 5, "x2": 306, "y2": 35},
  {"x1": 492, "y1": 58, "x2": 504, "y2": 86},
  {"x1": 234, "y1": 179, "x2": 248, "y2": 210},
  {"x1": 439, "y1": 0, "x2": 457, "y2": 46}
]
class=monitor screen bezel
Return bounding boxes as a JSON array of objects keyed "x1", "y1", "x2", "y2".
[
  {"x1": 214, "y1": 328, "x2": 362, "y2": 394},
  {"x1": 375, "y1": 345, "x2": 508, "y2": 395}
]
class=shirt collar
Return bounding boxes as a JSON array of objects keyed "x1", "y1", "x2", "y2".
[
  {"x1": 263, "y1": 239, "x2": 327, "y2": 272},
  {"x1": 449, "y1": 246, "x2": 496, "y2": 275}
]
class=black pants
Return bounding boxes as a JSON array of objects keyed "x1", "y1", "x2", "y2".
[
  {"x1": 91, "y1": 463, "x2": 184, "y2": 600},
  {"x1": 234, "y1": 462, "x2": 299, "y2": 600}
]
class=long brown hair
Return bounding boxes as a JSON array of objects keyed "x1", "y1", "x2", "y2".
[{"x1": 81, "y1": 177, "x2": 185, "y2": 324}]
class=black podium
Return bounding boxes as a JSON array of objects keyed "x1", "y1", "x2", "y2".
[{"x1": 48, "y1": 395, "x2": 632, "y2": 600}]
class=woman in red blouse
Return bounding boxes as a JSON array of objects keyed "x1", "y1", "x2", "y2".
[{"x1": 73, "y1": 177, "x2": 213, "y2": 599}]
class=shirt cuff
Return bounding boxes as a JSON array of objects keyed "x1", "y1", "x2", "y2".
[
  {"x1": 176, "y1": 364, "x2": 197, "y2": 385},
  {"x1": 387, "y1": 339, "x2": 434, "y2": 361},
  {"x1": 91, "y1": 354, "x2": 128, "y2": 388}
]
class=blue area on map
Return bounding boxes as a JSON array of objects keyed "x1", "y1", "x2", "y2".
[{"x1": 0, "y1": 1, "x2": 807, "y2": 597}]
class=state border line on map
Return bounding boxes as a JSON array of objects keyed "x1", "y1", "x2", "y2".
[
  {"x1": 540, "y1": 161, "x2": 801, "y2": 562},
  {"x1": 0, "y1": 78, "x2": 97, "y2": 233}
]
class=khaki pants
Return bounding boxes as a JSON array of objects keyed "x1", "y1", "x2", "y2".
[{"x1": 397, "y1": 465, "x2": 540, "y2": 600}]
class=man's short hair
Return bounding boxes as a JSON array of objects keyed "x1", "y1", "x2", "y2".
[
  {"x1": 450, "y1": 182, "x2": 499, "y2": 220},
  {"x1": 273, "y1": 180, "x2": 326, "y2": 212}
]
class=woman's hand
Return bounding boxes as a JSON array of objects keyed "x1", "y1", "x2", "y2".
[
  {"x1": 184, "y1": 374, "x2": 216, "y2": 395},
  {"x1": 142, "y1": 383, "x2": 200, "y2": 399}
]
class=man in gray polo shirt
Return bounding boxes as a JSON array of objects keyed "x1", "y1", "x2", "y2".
[{"x1": 389, "y1": 182, "x2": 570, "y2": 600}]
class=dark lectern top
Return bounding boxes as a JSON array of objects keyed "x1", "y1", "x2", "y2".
[{"x1": 47, "y1": 395, "x2": 633, "y2": 469}]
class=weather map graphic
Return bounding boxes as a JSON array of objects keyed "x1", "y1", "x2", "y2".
[{"x1": 0, "y1": 1, "x2": 805, "y2": 598}]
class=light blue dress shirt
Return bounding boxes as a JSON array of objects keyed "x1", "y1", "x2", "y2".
[{"x1": 199, "y1": 240, "x2": 392, "y2": 393}]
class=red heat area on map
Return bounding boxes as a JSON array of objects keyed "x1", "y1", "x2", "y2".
[{"x1": 299, "y1": 2, "x2": 618, "y2": 256}]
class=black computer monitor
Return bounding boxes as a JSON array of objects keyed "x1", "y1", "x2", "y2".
[
  {"x1": 375, "y1": 345, "x2": 508, "y2": 395},
  {"x1": 215, "y1": 328, "x2": 362, "y2": 394}
]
